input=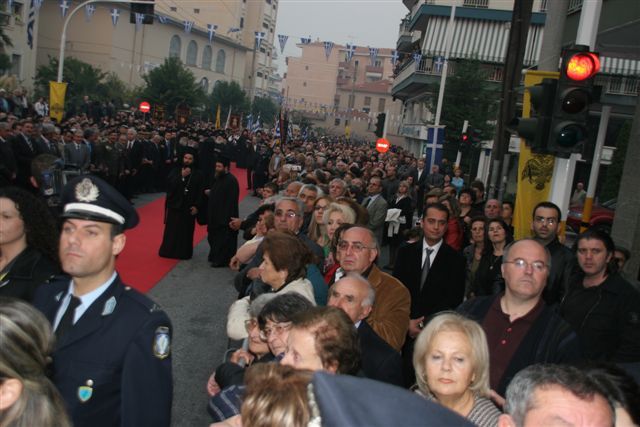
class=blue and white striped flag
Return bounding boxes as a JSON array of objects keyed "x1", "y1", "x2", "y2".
[
  {"x1": 246, "y1": 114, "x2": 253, "y2": 130},
  {"x1": 184, "y1": 21, "x2": 194, "y2": 34},
  {"x1": 207, "y1": 24, "x2": 217, "y2": 43},
  {"x1": 157, "y1": 14, "x2": 167, "y2": 24},
  {"x1": 277, "y1": 34, "x2": 288, "y2": 53},
  {"x1": 346, "y1": 43, "x2": 356, "y2": 62},
  {"x1": 391, "y1": 50, "x2": 399, "y2": 65},
  {"x1": 27, "y1": 0, "x2": 36, "y2": 49},
  {"x1": 135, "y1": 12, "x2": 144, "y2": 31},
  {"x1": 412, "y1": 52, "x2": 422, "y2": 65},
  {"x1": 300, "y1": 37, "x2": 311, "y2": 45},
  {"x1": 255, "y1": 31, "x2": 266, "y2": 49},
  {"x1": 252, "y1": 114, "x2": 261, "y2": 132},
  {"x1": 85, "y1": 4, "x2": 95, "y2": 22},
  {"x1": 110, "y1": 8, "x2": 119, "y2": 26},
  {"x1": 369, "y1": 47, "x2": 379, "y2": 66},
  {"x1": 302, "y1": 127, "x2": 308, "y2": 141},
  {"x1": 59, "y1": 0, "x2": 69, "y2": 18},
  {"x1": 323, "y1": 41, "x2": 334, "y2": 60}
]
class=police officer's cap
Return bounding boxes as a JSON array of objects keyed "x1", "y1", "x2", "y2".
[{"x1": 61, "y1": 175, "x2": 139, "y2": 229}]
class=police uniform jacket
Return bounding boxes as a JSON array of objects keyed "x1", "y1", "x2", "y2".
[{"x1": 33, "y1": 274, "x2": 173, "y2": 427}]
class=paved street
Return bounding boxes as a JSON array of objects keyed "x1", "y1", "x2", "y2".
[{"x1": 146, "y1": 193, "x2": 261, "y2": 427}]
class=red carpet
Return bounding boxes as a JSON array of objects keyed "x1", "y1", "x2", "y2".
[{"x1": 116, "y1": 164, "x2": 249, "y2": 293}]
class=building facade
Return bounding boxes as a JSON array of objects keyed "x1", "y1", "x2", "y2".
[{"x1": 0, "y1": 0, "x2": 39, "y2": 92}]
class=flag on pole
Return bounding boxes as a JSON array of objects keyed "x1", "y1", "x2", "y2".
[
  {"x1": 49, "y1": 81, "x2": 67, "y2": 123},
  {"x1": 157, "y1": 14, "x2": 167, "y2": 24},
  {"x1": 85, "y1": 4, "x2": 95, "y2": 21},
  {"x1": 391, "y1": 50, "x2": 399, "y2": 65},
  {"x1": 255, "y1": 31, "x2": 266, "y2": 49},
  {"x1": 300, "y1": 37, "x2": 311, "y2": 45},
  {"x1": 323, "y1": 41, "x2": 334, "y2": 60},
  {"x1": 184, "y1": 21, "x2": 194, "y2": 33},
  {"x1": 346, "y1": 43, "x2": 356, "y2": 62},
  {"x1": 252, "y1": 113, "x2": 261, "y2": 132},
  {"x1": 215, "y1": 105, "x2": 221, "y2": 128},
  {"x1": 110, "y1": 8, "x2": 120, "y2": 26},
  {"x1": 369, "y1": 47, "x2": 379, "y2": 66},
  {"x1": 224, "y1": 107, "x2": 232, "y2": 128},
  {"x1": 27, "y1": 0, "x2": 36, "y2": 49},
  {"x1": 207, "y1": 24, "x2": 217, "y2": 43},
  {"x1": 246, "y1": 114, "x2": 253, "y2": 130},
  {"x1": 59, "y1": 0, "x2": 69, "y2": 18},
  {"x1": 135, "y1": 12, "x2": 144, "y2": 31},
  {"x1": 412, "y1": 52, "x2": 422, "y2": 67},
  {"x1": 277, "y1": 34, "x2": 288, "y2": 53}
]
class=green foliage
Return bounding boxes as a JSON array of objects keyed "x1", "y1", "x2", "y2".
[
  {"x1": 141, "y1": 57, "x2": 205, "y2": 116},
  {"x1": 209, "y1": 81, "x2": 249, "y2": 120},
  {"x1": 0, "y1": 54, "x2": 11, "y2": 72},
  {"x1": 35, "y1": 57, "x2": 109, "y2": 106},
  {"x1": 425, "y1": 58, "x2": 500, "y2": 140},
  {"x1": 0, "y1": 27, "x2": 12, "y2": 49},
  {"x1": 601, "y1": 120, "x2": 631, "y2": 201},
  {"x1": 251, "y1": 96, "x2": 278, "y2": 125}
]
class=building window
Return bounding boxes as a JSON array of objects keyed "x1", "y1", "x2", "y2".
[
  {"x1": 10, "y1": 54, "x2": 20, "y2": 77},
  {"x1": 303, "y1": 81, "x2": 307, "y2": 87},
  {"x1": 170, "y1": 6, "x2": 177, "y2": 11},
  {"x1": 378, "y1": 98, "x2": 386, "y2": 112},
  {"x1": 202, "y1": 45, "x2": 212, "y2": 70},
  {"x1": 200, "y1": 77, "x2": 209, "y2": 92},
  {"x1": 262, "y1": 22, "x2": 269, "y2": 29},
  {"x1": 364, "y1": 96, "x2": 371, "y2": 106},
  {"x1": 216, "y1": 50, "x2": 226, "y2": 73},
  {"x1": 334, "y1": 118, "x2": 341, "y2": 126},
  {"x1": 169, "y1": 35, "x2": 181, "y2": 59},
  {"x1": 260, "y1": 47, "x2": 266, "y2": 53},
  {"x1": 186, "y1": 41, "x2": 198, "y2": 66},
  {"x1": 257, "y1": 72, "x2": 263, "y2": 78},
  {"x1": 240, "y1": 17, "x2": 244, "y2": 28}
]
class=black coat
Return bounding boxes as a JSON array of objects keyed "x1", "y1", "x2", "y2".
[
  {"x1": 358, "y1": 321, "x2": 403, "y2": 386},
  {"x1": 33, "y1": 275, "x2": 173, "y2": 427},
  {"x1": 0, "y1": 247, "x2": 58, "y2": 302},
  {"x1": 543, "y1": 238, "x2": 576, "y2": 305},
  {"x1": 393, "y1": 240, "x2": 466, "y2": 318}
]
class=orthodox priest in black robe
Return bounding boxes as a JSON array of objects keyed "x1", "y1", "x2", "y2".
[
  {"x1": 159, "y1": 150, "x2": 204, "y2": 259},
  {"x1": 206, "y1": 156, "x2": 239, "y2": 267}
]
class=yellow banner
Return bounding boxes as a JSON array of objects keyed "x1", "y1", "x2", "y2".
[
  {"x1": 215, "y1": 105, "x2": 221, "y2": 128},
  {"x1": 49, "y1": 81, "x2": 67, "y2": 123},
  {"x1": 513, "y1": 71, "x2": 558, "y2": 240}
]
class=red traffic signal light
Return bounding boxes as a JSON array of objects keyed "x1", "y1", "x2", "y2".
[
  {"x1": 461, "y1": 133, "x2": 469, "y2": 143},
  {"x1": 565, "y1": 52, "x2": 600, "y2": 81}
]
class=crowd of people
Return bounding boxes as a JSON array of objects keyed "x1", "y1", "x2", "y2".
[{"x1": 0, "y1": 103, "x2": 639, "y2": 427}]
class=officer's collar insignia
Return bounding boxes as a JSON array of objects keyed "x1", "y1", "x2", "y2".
[
  {"x1": 78, "y1": 382, "x2": 93, "y2": 403},
  {"x1": 153, "y1": 326, "x2": 171, "y2": 360},
  {"x1": 102, "y1": 297, "x2": 117, "y2": 316},
  {"x1": 75, "y1": 178, "x2": 100, "y2": 202},
  {"x1": 55, "y1": 291, "x2": 63, "y2": 302}
]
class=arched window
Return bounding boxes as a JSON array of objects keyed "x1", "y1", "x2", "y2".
[
  {"x1": 186, "y1": 40, "x2": 198, "y2": 66},
  {"x1": 202, "y1": 45, "x2": 212, "y2": 70},
  {"x1": 169, "y1": 35, "x2": 181, "y2": 59},
  {"x1": 200, "y1": 77, "x2": 209, "y2": 92},
  {"x1": 215, "y1": 49, "x2": 226, "y2": 74}
]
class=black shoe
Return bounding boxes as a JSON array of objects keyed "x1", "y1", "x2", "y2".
[{"x1": 210, "y1": 262, "x2": 227, "y2": 268}]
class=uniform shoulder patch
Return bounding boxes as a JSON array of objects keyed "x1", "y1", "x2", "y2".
[
  {"x1": 153, "y1": 326, "x2": 171, "y2": 359},
  {"x1": 122, "y1": 286, "x2": 165, "y2": 313}
]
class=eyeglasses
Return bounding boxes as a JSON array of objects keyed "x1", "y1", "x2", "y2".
[
  {"x1": 259, "y1": 322, "x2": 292, "y2": 341},
  {"x1": 503, "y1": 258, "x2": 548, "y2": 272},
  {"x1": 314, "y1": 205, "x2": 328, "y2": 212},
  {"x1": 244, "y1": 319, "x2": 258, "y2": 332},
  {"x1": 275, "y1": 210, "x2": 298, "y2": 218},
  {"x1": 534, "y1": 216, "x2": 557, "y2": 225},
  {"x1": 337, "y1": 240, "x2": 375, "y2": 253}
]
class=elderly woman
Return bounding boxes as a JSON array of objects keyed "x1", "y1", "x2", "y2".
[
  {"x1": 413, "y1": 312, "x2": 500, "y2": 427},
  {"x1": 227, "y1": 232, "x2": 317, "y2": 341},
  {"x1": 0, "y1": 298, "x2": 71, "y2": 427},
  {"x1": 0, "y1": 187, "x2": 59, "y2": 302}
]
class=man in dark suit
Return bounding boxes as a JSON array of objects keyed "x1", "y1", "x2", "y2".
[
  {"x1": 0, "y1": 122, "x2": 16, "y2": 186},
  {"x1": 10, "y1": 119, "x2": 36, "y2": 189},
  {"x1": 123, "y1": 128, "x2": 144, "y2": 199},
  {"x1": 34, "y1": 123, "x2": 61, "y2": 158},
  {"x1": 328, "y1": 274, "x2": 403, "y2": 386},
  {"x1": 33, "y1": 175, "x2": 172, "y2": 427},
  {"x1": 361, "y1": 176, "x2": 388, "y2": 244},
  {"x1": 414, "y1": 158, "x2": 428, "y2": 216},
  {"x1": 63, "y1": 130, "x2": 91, "y2": 171},
  {"x1": 393, "y1": 202, "x2": 466, "y2": 386}
]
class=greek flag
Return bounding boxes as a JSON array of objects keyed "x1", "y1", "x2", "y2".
[
  {"x1": 391, "y1": 50, "x2": 399, "y2": 65},
  {"x1": 252, "y1": 114, "x2": 261, "y2": 132},
  {"x1": 184, "y1": 21, "x2": 194, "y2": 34},
  {"x1": 246, "y1": 114, "x2": 253, "y2": 130},
  {"x1": 323, "y1": 41, "x2": 334, "y2": 60},
  {"x1": 277, "y1": 34, "x2": 288, "y2": 53},
  {"x1": 157, "y1": 14, "x2": 167, "y2": 24},
  {"x1": 369, "y1": 47, "x2": 379, "y2": 66},
  {"x1": 302, "y1": 127, "x2": 308, "y2": 141},
  {"x1": 85, "y1": 4, "x2": 96, "y2": 22},
  {"x1": 207, "y1": 24, "x2": 217, "y2": 43},
  {"x1": 255, "y1": 31, "x2": 266, "y2": 49},
  {"x1": 59, "y1": 0, "x2": 69, "y2": 18},
  {"x1": 27, "y1": 0, "x2": 36, "y2": 49},
  {"x1": 300, "y1": 37, "x2": 311, "y2": 45},
  {"x1": 111, "y1": 8, "x2": 119, "y2": 26},
  {"x1": 135, "y1": 12, "x2": 144, "y2": 31},
  {"x1": 412, "y1": 52, "x2": 423, "y2": 66},
  {"x1": 346, "y1": 43, "x2": 356, "y2": 62}
]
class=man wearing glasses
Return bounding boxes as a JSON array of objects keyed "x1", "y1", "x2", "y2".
[
  {"x1": 331, "y1": 226, "x2": 410, "y2": 353},
  {"x1": 458, "y1": 238, "x2": 581, "y2": 398},
  {"x1": 530, "y1": 201, "x2": 576, "y2": 305}
]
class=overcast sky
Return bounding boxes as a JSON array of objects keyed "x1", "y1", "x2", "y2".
[{"x1": 273, "y1": 0, "x2": 408, "y2": 74}]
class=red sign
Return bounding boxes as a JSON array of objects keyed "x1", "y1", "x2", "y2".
[
  {"x1": 376, "y1": 138, "x2": 390, "y2": 153},
  {"x1": 139, "y1": 101, "x2": 151, "y2": 113}
]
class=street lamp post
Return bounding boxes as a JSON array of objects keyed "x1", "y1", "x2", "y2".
[{"x1": 57, "y1": 0, "x2": 155, "y2": 83}]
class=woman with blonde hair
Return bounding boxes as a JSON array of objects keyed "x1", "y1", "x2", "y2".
[
  {"x1": 413, "y1": 312, "x2": 500, "y2": 427},
  {"x1": 319, "y1": 203, "x2": 356, "y2": 273},
  {"x1": 307, "y1": 195, "x2": 332, "y2": 244},
  {"x1": 0, "y1": 297, "x2": 71, "y2": 427}
]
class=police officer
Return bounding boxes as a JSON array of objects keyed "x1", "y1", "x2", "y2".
[{"x1": 33, "y1": 175, "x2": 173, "y2": 427}]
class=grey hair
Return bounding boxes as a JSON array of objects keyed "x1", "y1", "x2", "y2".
[
  {"x1": 277, "y1": 196, "x2": 305, "y2": 216},
  {"x1": 345, "y1": 226, "x2": 379, "y2": 252},
  {"x1": 330, "y1": 178, "x2": 346, "y2": 189},
  {"x1": 344, "y1": 273, "x2": 375, "y2": 307},
  {"x1": 504, "y1": 364, "x2": 614, "y2": 427},
  {"x1": 0, "y1": 122, "x2": 10, "y2": 131},
  {"x1": 502, "y1": 238, "x2": 552, "y2": 270},
  {"x1": 299, "y1": 183, "x2": 323, "y2": 197},
  {"x1": 127, "y1": 128, "x2": 137, "y2": 136},
  {"x1": 41, "y1": 124, "x2": 56, "y2": 134},
  {"x1": 249, "y1": 294, "x2": 277, "y2": 318}
]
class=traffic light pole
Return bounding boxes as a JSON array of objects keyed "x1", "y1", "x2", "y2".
[
  {"x1": 454, "y1": 120, "x2": 468, "y2": 167},
  {"x1": 57, "y1": 0, "x2": 155, "y2": 82},
  {"x1": 547, "y1": 0, "x2": 602, "y2": 229}
]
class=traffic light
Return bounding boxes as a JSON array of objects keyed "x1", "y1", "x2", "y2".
[
  {"x1": 130, "y1": 0, "x2": 154, "y2": 25},
  {"x1": 548, "y1": 46, "x2": 600, "y2": 157},
  {"x1": 374, "y1": 113, "x2": 386, "y2": 138},
  {"x1": 468, "y1": 128, "x2": 482, "y2": 146},
  {"x1": 508, "y1": 78, "x2": 557, "y2": 154},
  {"x1": 458, "y1": 132, "x2": 469, "y2": 152}
]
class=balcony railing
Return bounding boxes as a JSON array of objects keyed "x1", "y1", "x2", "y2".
[
  {"x1": 595, "y1": 75, "x2": 639, "y2": 96},
  {"x1": 401, "y1": 123, "x2": 429, "y2": 140},
  {"x1": 463, "y1": 0, "x2": 488, "y2": 8}
]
